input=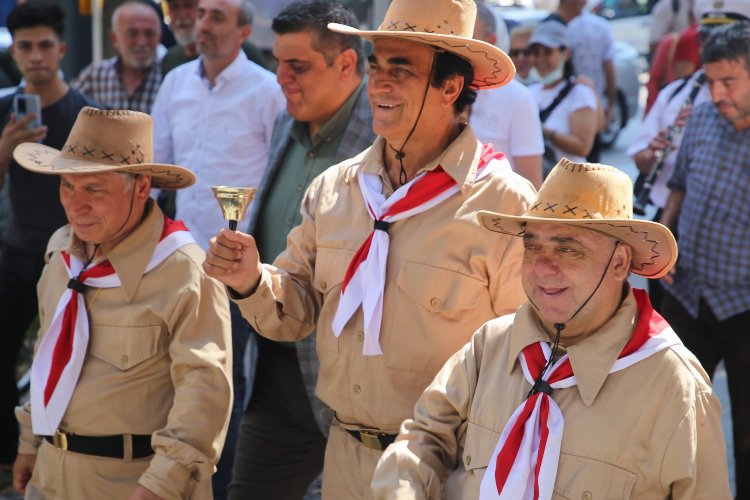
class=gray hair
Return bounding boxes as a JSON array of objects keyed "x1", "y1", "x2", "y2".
[
  {"x1": 237, "y1": 0, "x2": 255, "y2": 26},
  {"x1": 475, "y1": 2, "x2": 497, "y2": 38},
  {"x1": 111, "y1": 0, "x2": 160, "y2": 30}
]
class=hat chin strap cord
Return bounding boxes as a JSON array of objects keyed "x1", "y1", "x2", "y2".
[
  {"x1": 388, "y1": 49, "x2": 443, "y2": 186},
  {"x1": 527, "y1": 240, "x2": 621, "y2": 397}
]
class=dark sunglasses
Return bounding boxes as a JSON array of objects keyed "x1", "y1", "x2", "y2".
[{"x1": 509, "y1": 48, "x2": 531, "y2": 58}]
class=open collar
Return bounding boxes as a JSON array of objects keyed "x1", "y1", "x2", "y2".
[
  {"x1": 61, "y1": 200, "x2": 165, "y2": 302},
  {"x1": 508, "y1": 286, "x2": 638, "y2": 406},
  {"x1": 359, "y1": 125, "x2": 487, "y2": 196}
]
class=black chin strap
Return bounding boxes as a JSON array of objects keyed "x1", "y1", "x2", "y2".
[
  {"x1": 527, "y1": 240, "x2": 621, "y2": 397},
  {"x1": 389, "y1": 49, "x2": 442, "y2": 186}
]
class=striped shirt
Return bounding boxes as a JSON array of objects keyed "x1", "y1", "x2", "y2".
[
  {"x1": 666, "y1": 101, "x2": 750, "y2": 320},
  {"x1": 71, "y1": 56, "x2": 161, "y2": 114}
]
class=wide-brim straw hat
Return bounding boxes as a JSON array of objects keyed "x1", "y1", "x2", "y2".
[
  {"x1": 478, "y1": 159, "x2": 677, "y2": 279},
  {"x1": 328, "y1": 0, "x2": 515, "y2": 89},
  {"x1": 14, "y1": 107, "x2": 195, "y2": 189}
]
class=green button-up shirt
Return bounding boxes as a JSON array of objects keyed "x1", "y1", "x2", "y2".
[{"x1": 255, "y1": 82, "x2": 365, "y2": 263}]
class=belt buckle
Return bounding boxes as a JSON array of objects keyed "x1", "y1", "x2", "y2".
[
  {"x1": 52, "y1": 430, "x2": 68, "y2": 451},
  {"x1": 359, "y1": 430, "x2": 382, "y2": 451}
]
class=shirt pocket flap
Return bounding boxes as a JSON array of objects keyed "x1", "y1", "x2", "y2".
[
  {"x1": 554, "y1": 453, "x2": 636, "y2": 500},
  {"x1": 313, "y1": 247, "x2": 356, "y2": 294},
  {"x1": 397, "y1": 263, "x2": 484, "y2": 313},
  {"x1": 89, "y1": 325, "x2": 163, "y2": 370},
  {"x1": 462, "y1": 421, "x2": 500, "y2": 472}
]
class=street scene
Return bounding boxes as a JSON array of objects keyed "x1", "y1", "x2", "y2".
[{"x1": 0, "y1": 0, "x2": 745, "y2": 498}]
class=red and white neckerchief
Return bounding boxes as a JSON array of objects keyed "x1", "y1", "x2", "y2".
[
  {"x1": 332, "y1": 144, "x2": 509, "y2": 355},
  {"x1": 30, "y1": 218, "x2": 195, "y2": 436},
  {"x1": 479, "y1": 289, "x2": 682, "y2": 500}
]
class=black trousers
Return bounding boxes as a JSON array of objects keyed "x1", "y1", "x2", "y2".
[
  {"x1": 662, "y1": 292, "x2": 750, "y2": 498},
  {"x1": 0, "y1": 247, "x2": 44, "y2": 464},
  {"x1": 228, "y1": 405, "x2": 326, "y2": 500}
]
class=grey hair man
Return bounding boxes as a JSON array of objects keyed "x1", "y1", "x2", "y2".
[{"x1": 72, "y1": 1, "x2": 162, "y2": 113}]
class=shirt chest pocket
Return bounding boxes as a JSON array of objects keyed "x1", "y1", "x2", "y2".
[
  {"x1": 314, "y1": 247, "x2": 356, "y2": 353},
  {"x1": 89, "y1": 325, "x2": 164, "y2": 370},
  {"x1": 385, "y1": 262, "x2": 486, "y2": 373},
  {"x1": 553, "y1": 454, "x2": 636, "y2": 500},
  {"x1": 461, "y1": 421, "x2": 500, "y2": 473}
]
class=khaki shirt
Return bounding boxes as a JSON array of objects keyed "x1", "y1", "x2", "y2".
[
  {"x1": 16, "y1": 201, "x2": 233, "y2": 499},
  {"x1": 236, "y1": 126, "x2": 536, "y2": 432},
  {"x1": 372, "y1": 288, "x2": 731, "y2": 499}
]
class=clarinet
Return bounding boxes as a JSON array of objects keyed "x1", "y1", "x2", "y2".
[{"x1": 633, "y1": 72, "x2": 707, "y2": 216}]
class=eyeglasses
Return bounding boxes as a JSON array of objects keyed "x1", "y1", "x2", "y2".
[{"x1": 509, "y1": 48, "x2": 531, "y2": 58}]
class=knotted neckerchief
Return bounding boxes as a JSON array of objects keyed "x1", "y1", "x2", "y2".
[
  {"x1": 30, "y1": 218, "x2": 194, "y2": 436},
  {"x1": 479, "y1": 289, "x2": 682, "y2": 500},
  {"x1": 332, "y1": 144, "x2": 509, "y2": 355}
]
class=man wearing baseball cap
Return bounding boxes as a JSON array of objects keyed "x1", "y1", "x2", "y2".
[
  {"x1": 11, "y1": 107, "x2": 232, "y2": 499},
  {"x1": 203, "y1": 0, "x2": 536, "y2": 497},
  {"x1": 373, "y1": 159, "x2": 730, "y2": 498}
]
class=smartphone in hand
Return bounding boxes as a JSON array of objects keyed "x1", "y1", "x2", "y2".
[{"x1": 13, "y1": 93, "x2": 42, "y2": 130}]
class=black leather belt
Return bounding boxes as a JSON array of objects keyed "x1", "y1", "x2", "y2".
[
  {"x1": 345, "y1": 429, "x2": 397, "y2": 451},
  {"x1": 44, "y1": 430, "x2": 153, "y2": 459}
]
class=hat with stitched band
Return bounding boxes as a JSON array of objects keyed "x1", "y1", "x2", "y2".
[
  {"x1": 327, "y1": 0, "x2": 515, "y2": 89},
  {"x1": 478, "y1": 158, "x2": 677, "y2": 279},
  {"x1": 694, "y1": 0, "x2": 750, "y2": 27},
  {"x1": 14, "y1": 107, "x2": 195, "y2": 189}
]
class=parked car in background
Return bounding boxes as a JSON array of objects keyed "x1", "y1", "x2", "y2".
[
  {"x1": 591, "y1": 0, "x2": 653, "y2": 56},
  {"x1": 494, "y1": 6, "x2": 642, "y2": 147}
]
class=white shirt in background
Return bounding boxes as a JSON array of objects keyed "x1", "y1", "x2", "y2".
[
  {"x1": 470, "y1": 79, "x2": 544, "y2": 169},
  {"x1": 569, "y1": 12, "x2": 615, "y2": 97},
  {"x1": 626, "y1": 70, "x2": 709, "y2": 208},
  {"x1": 152, "y1": 51, "x2": 285, "y2": 249},
  {"x1": 529, "y1": 80, "x2": 598, "y2": 163}
]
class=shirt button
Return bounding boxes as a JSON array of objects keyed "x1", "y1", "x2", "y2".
[
  {"x1": 121, "y1": 355, "x2": 129, "y2": 365},
  {"x1": 353, "y1": 384, "x2": 361, "y2": 393},
  {"x1": 296, "y1": 185, "x2": 303, "y2": 192},
  {"x1": 307, "y1": 151, "x2": 316, "y2": 158},
  {"x1": 285, "y1": 218, "x2": 292, "y2": 226},
  {"x1": 356, "y1": 332, "x2": 364, "y2": 341},
  {"x1": 320, "y1": 280, "x2": 327, "y2": 290},
  {"x1": 430, "y1": 297, "x2": 441, "y2": 307},
  {"x1": 582, "y1": 492, "x2": 592, "y2": 500},
  {"x1": 466, "y1": 455, "x2": 471, "y2": 465}
]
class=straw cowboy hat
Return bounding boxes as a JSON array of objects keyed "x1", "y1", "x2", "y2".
[
  {"x1": 328, "y1": 0, "x2": 515, "y2": 89},
  {"x1": 14, "y1": 107, "x2": 195, "y2": 189},
  {"x1": 478, "y1": 159, "x2": 678, "y2": 279}
]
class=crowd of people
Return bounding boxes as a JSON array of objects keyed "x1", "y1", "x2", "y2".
[{"x1": 0, "y1": 0, "x2": 748, "y2": 498}]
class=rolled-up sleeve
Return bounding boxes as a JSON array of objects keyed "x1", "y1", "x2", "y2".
[
  {"x1": 139, "y1": 272, "x2": 233, "y2": 499},
  {"x1": 372, "y1": 330, "x2": 485, "y2": 498}
]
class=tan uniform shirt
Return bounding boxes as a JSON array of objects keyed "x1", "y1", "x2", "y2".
[
  {"x1": 16, "y1": 201, "x2": 233, "y2": 500},
  {"x1": 372, "y1": 288, "x2": 731, "y2": 499},
  {"x1": 236, "y1": 126, "x2": 536, "y2": 432}
]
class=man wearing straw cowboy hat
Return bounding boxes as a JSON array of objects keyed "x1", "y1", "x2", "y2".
[
  {"x1": 203, "y1": 0, "x2": 535, "y2": 496},
  {"x1": 372, "y1": 159, "x2": 730, "y2": 498},
  {"x1": 11, "y1": 107, "x2": 233, "y2": 500}
]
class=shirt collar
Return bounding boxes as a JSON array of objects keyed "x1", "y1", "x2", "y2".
[
  {"x1": 290, "y1": 79, "x2": 366, "y2": 148},
  {"x1": 508, "y1": 285, "x2": 637, "y2": 406},
  {"x1": 60, "y1": 200, "x2": 166, "y2": 302},
  {"x1": 197, "y1": 50, "x2": 248, "y2": 86},
  {"x1": 358, "y1": 124, "x2": 485, "y2": 196}
]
